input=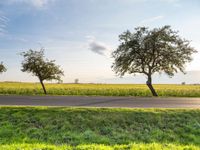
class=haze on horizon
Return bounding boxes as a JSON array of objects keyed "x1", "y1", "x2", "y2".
[{"x1": 0, "y1": 0, "x2": 200, "y2": 84}]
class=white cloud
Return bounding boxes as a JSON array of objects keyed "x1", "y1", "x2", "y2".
[
  {"x1": 7, "y1": 0, "x2": 55, "y2": 8},
  {"x1": 0, "y1": 13, "x2": 9, "y2": 36},
  {"x1": 86, "y1": 36, "x2": 112, "y2": 56},
  {"x1": 140, "y1": 15, "x2": 164, "y2": 24}
]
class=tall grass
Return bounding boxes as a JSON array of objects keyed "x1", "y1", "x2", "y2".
[
  {"x1": 0, "y1": 82, "x2": 200, "y2": 97},
  {"x1": 0, "y1": 107, "x2": 200, "y2": 149},
  {"x1": 0, "y1": 143, "x2": 199, "y2": 150}
]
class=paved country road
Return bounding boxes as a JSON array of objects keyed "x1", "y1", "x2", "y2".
[{"x1": 0, "y1": 95, "x2": 200, "y2": 108}]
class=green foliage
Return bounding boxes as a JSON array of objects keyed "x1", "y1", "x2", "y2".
[
  {"x1": 0, "y1": 62, "x2": 6, "y2": 73},
  {"x1": 112, "y1": 26, "x2": 197, "y2": 96},
  {"x1": 0, "y1": 82, "x2": 200, "y2": 97},
  {"x1": 20, "y1": 49, "x2": 64, "y2": 82},
  {"x1": 0, "y1": 143, "x2": 199, "y2": 150},
  {"x1": 112, "y1": 26, "x2": 196, "y2": 77},
  {"x1": 20, "y1": 49, "x2": 64, "y2": 94},
  {"x1": 0, "y1": 107, "x2": 200, "y2": 148}
]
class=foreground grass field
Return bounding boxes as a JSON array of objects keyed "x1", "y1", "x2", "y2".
[
  {"x1": 1, "y1": 143, "x2": 199, "y2": 150},
  {"x1": 0, "y1": 107, "x2": 199, "y2": 149},
  {"x1": 0, "y1": 82, "x2": 200, "y2": 97}
]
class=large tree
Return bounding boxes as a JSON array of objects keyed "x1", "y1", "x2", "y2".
[
  {"x1": 0, "y1": 62, "x2": 6, "y2": 73},
  {"x1": 112, "y1": 26, "x2": 197, "y2": 96},
  {"x1": 21, "y1": 49, "x2": 64, "y2": 94}
]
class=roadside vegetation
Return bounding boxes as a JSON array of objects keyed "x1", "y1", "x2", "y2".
[
  {"x1": 0, "y1": 82, "x2": 200, "y2": 97},
  {"x1": 1, "y1": 26, "x2": 198, "y2": 96},
  {"x1": 0, "y1": 62, "x2": 6, "y2": 74},
  {"x1": 0, "y1": 107, "x2": 199, "y2": 149},
  {"x1": 112, "y1": 26, "x2": 197, "y2": 96},
  {"x1": 0, "y1": 143, "x2": 199, "y2": 150},
  {"x1": 20, "y1": 49, "x2": 64, "y2": 95}
]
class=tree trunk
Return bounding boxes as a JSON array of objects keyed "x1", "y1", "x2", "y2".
[
  {"x1": 40, "y1": 79, "x2": 47, "y2": 95},
  {"x1": 146, "y1": 75, "x2": 158, "y2": 96}
]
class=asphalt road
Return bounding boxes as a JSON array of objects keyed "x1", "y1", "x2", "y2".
[{"x1": 0, "y1": 95, "x2": 200, "y2": 108}]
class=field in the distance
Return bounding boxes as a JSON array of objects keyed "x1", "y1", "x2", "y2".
[
  {"x1": 0, "y1": 107, "x2": 200, "y2": 149},
  {"x1": 0, "y1": 82, "x2": 200, "y2": 97}
]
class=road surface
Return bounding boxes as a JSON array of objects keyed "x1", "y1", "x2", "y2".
[{"x1": 0, "y1": 95, "x2": 200, "y2": 108}]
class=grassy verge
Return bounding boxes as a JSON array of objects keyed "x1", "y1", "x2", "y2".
[
  {"x1": 0, "y1": 82, "x2": 200, "y2": 97},
  {"x1": 0, "y1": 143, "x2": 199, "y2": 150},
  {"x1": 0, "y1": 107, "x2": 199, "y2": 149}
]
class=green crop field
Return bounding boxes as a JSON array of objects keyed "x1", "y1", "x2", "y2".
[
  {"x1": 0, "y1": 107, "x2": 200, "y2": 149},
  {"x1": 0, "y1": 82, "x2": 200, "y2": 97}
]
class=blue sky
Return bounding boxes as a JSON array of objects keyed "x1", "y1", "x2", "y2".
[{"x1": 0, "y1": 0, "x2": 200, "y2": 83}]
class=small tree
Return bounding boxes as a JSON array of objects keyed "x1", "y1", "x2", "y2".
[
  {"x1": 181, "y1": 82, "x2": 186, "y2": 85},
  {"x1": 0, "y1": 62, "x2": 6, "y2": 73},
  {"x1": 112, "y1": 26, "x2": 197, "y2": 96},
  {"x1": 74, "y1": 78, "x2": 79, "y2": 84},
  {"x1": 21, "y1": 49, "x2": 64, "y2": 94}
]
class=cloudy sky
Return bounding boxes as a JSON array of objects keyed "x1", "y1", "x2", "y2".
[{"x1": 0, "y1": 0, "x2": 200, "y2": 84}]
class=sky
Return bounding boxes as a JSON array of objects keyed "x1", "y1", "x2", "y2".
[{"x1": 0, "y1": 0, "x2": 200, "y2": 84}]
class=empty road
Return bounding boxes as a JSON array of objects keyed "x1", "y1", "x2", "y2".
[{"x1": 0, "y1": 95, "x2": 200, "y2": 108}]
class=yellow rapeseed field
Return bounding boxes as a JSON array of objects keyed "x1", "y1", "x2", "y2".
[{"x1": 0, "y1": 82, "x2": 200, "y2": 97}]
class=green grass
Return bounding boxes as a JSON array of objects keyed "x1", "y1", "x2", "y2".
[
  {"x1": 0, "y1": 82, "x2": 200, "y2": 97},
  {"x1": 0, "y1": 143, "x2": 199, "y2": 150},
  {"x1": 0, "y1": 107, "x2": 200, "y2": 149}
]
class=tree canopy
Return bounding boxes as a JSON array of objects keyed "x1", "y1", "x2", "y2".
[
  {"x1": 0, "y1": 62, "x2": 6, "y2": 74},
  {"x1": 112, "y1": 26, "x2": 197, "y2": 96},
  {"x1": 21, "y1": 49, "x2": 64, "y2": 94}
]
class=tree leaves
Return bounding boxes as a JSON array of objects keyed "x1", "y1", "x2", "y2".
[
  {"x1": 112, "y1": 26, "x2": 197, "y2": 96},
  {"x1": 0, "y1": 62, "x2": 6, "y2": 73},
  {"x1": 21, "y1": 49, "x2": 64, "y2": 82},
  {"x1": 112, "y1": 26, "x2": 197, "y2": 77}
]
